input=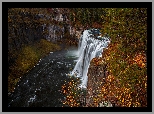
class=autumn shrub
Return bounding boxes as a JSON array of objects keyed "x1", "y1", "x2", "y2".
[
  {"x1": 89, "y1": 48, "x2": 147, "y2": 107},
  {"x1": 61, "y1": 75, "x2": 87, "y2": 107},
  {"x1": 86, "y1": 8, "x2": 147, "y2": 107},
  {"x1": 99, "y1": 39, "x2": 147, "y2": 107}
]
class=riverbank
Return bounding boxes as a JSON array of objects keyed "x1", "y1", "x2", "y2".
[
  {"x1": 8, "y1": 44, "x2": 80, "y2": 107},
  {"x1": 8, "y1": 39, "x2": 61, "y2": 93}
]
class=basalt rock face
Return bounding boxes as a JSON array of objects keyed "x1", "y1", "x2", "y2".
[
  {"x1": 86, "y1": 61, "x2": 108, "y2": 107},
  {"x1": 85, "y1": 56, "x2": 117, "y2": 107},
  {"x1": 8, "y1": 24, "x2": 44, "y2": 68},
  {"x1": 70, "y1": 29, "x2": 111, "y2": 107},
  {"x1": 8, "y1": 10, "x2": 81, "y2": 69}
]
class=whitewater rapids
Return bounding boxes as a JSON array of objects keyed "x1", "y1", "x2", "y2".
[{"x1": 71, "y1": 29, "x2": 110, "y2": 88}]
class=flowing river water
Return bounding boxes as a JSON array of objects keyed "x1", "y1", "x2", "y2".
[
  {"x1": 8, "y1": 29, "x2": 110, "y2": 107},
  {"x1": 8, "y1": 46, "x2": 79, "y2": 107}
]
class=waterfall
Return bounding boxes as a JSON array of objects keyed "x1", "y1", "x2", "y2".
[{"x1": 71, "y1": 29, "x2": 110, "y2": 88}]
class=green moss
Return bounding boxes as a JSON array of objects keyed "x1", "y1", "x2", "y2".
[{"x1": 8, "y1": 39, "x2": 61, "y2": 93}]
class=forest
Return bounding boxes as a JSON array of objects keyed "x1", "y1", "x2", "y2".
[{"x1": 8, "y1": 8, "x2": 147, "y2": 107}]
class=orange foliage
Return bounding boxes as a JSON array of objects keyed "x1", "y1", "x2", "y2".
[
  {"x1": 61, "y1": 80, "x2": 81, "y2": 107},
  {"x1": 132, "y1": 53, "x2": 146, "y2": 68},
  {"x1": 100, "y1": 75, "x2": 133, "y2": 107},
  {"x1": 92, "y1": 58, "x2": 104, "y2": 66}
]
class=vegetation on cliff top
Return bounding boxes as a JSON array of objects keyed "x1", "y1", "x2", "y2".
[
  {"x1": 89, "y1": 8, "x2": 147, "y2": 107},
  {"x1": 8, "y1": 8, "x2": 148, "y2": 107},
  {"x1": 64, "y1": 8, "x2": 147, "y2": 107}
]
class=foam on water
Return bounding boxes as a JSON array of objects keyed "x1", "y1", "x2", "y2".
[{"x1": 71, "y1": 29, "x2": 110, "y2": 88}]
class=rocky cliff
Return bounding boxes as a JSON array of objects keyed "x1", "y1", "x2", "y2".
[
  {"x1": 86, "y1": 58, "x2": 112, "y2": 107},
  {"x1": 8, "y1": 8, "x2": 82, "y2": 69},
  {"x1": 86, "y1": 54, "x2": 121, "y2": 107}
]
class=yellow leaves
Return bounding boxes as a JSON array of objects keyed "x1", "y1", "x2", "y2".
[
  {"x1": 122, "y1": 98, "x2": 124, "y2": 103},
  {"x1": 128, "y1": 102, "x2": 132, "y2": 107},
  {"x1": 133, "y1": 53, "x2": 146, "y2": 68},
  {"x1": 124, "y1": 87, "x2": 130, "y2": 93},
  {"x1": 135, "y1": 102, "x2": 141, "y2": 107},
  {"x1": 145, "y1": 83, "x2": 147, "y2": 88},
  {"x1": 62, "y1": 85, "x2": 67, "y2": 94},
  {"x1": 102, "y1": 87, "x2": 106, "y2": 92},
  {"x1": 106, "y1": 75, "x2": 115, "y2": 82},
  {"x1": 141, "y1": 63, "x2": 146, "y2": 68},
  {"x1": 128, "y1": 94, "x2": 131, "y2": 99},
  {"x1": 106, "y1": 57, "x2": 110, "y2": 61},
  {"x1": 92, "y1": 58, "x2": 104, "y2": 66},
  {"x1": 61, "y1": 79, "x2": 82, "y2": 107},
  {"x1": 118, "y1": 95, "x2": 122, "y2": 100},
  {"x1": 99, "y1": 74, "x2": 140, "y2": 107},
  {"x1": 93, "y1": 10, "x2": 147, "y2": 107}
]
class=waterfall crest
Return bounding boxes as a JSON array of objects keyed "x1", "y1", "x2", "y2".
[{"x1": 71, "y1": 29, "x2": 110, "y2": 88}]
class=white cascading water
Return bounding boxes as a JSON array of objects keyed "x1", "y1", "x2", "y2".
[{"x1": 71, "y1": 29, "x2": 110, "y2": 88}]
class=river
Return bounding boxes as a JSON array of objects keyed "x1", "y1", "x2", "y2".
[
  {"x1": 8, "y1": 29, "x2": 110, "y2": 107},
  {"x1": 8, "y1": 46, "x2": 78, "y2": 107}
]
